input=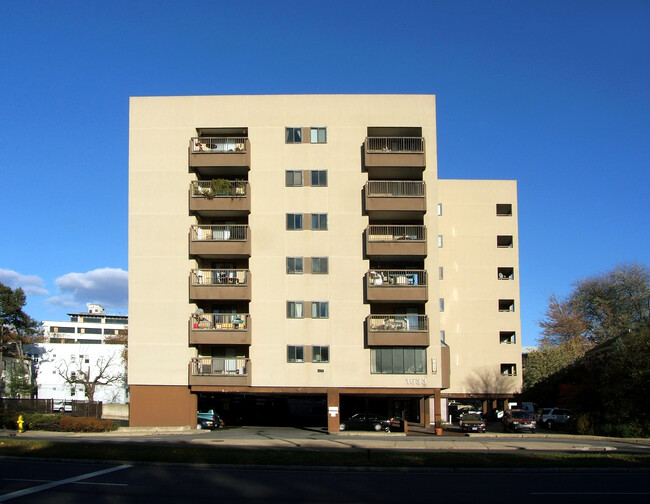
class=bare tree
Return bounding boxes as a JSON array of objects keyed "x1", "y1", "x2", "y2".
[{"x1": 57, "y1": 352, "x2": 122, "y2": 402}]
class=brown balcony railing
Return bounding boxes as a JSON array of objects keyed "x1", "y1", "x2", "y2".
[
  {"x1": 190, "y1": 225, "x2": 248, "y2": 242},
  {"x1": 367, "y1": 269, "x2": 427, "y2": 287},
  {"x1": 366, "y1": 181, "x2": 425, "y2": 197},
  {"x1": 368, "y1": 314, "x2": 428, "y2": 332},
  {"x1": 367, "y1": 225, "x2": 426, "y2": 242},
  {"x1": 191, "y1": 312, "x2": 250, "y2": 330},
  {"x1": 191, "y1": 137, "x2": 247, "y2": 153},
  {"x1": 365, "y1": 137, "x2": 424, "y2": 153},
  {"x1": 190, "y1": 180, "x2": 247, "y2": 198},
  {"x1": 191, "y1": 269, "x2": 249, "y2": 286},
  {"x1": 191, "y1": 357, "x2": 249, "y2": 376}
]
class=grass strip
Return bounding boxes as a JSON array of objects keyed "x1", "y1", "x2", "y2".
[{"x1": 1, "y1": 438, "x2": 650, "y2": 468}]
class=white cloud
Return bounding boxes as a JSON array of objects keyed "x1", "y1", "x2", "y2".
[
  {"x1": 0, "y1": 268, "x2": 48, "y2": 296},
  {"x1": 47, "y1": 268, "x2": 128, "y2": 313}
]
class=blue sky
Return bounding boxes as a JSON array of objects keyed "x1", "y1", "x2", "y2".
[{"x1": 0, "y1": 1, "x2": 648, "y2": 347}]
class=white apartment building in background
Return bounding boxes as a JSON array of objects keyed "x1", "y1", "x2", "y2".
[{"x1": 26, "y1": 304, "x2": 128, "y2": 404}]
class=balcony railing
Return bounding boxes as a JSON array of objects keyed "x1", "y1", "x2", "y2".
[
  {"x1": 190, "y1": 225, "x2": 248, "y2": 242},
  {"x1": 365, "y1": 137, "x2": 424, "y2": 153},
  {"x1": 191, "y1": 313, "x2": 250, "y2": 330},
  {"x1": 367, "y1": 269, "x2": 427, "y2": 287},
  {"x1": 191, "y1": 137, "x2": 247, "y2": 153},
  {"x1": 190, "y1": 180, "x2": 247, "y2": 198},
  {"x1": 366, "y1": 180, "x2": 425, "y2": 197},
  {"x1": 191, "y1": 269, "x2": 249, "y2": 286},
  {"x1": 191, "y1": 357, "x2": 250, "y2": 376},
  {"x1": 367, "y1": 225, "x2": 426, "y2": 242},
  {"x1": 368, "y1": 314, "x2": 428, "y2": 332}
]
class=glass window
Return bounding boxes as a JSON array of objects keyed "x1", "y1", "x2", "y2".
[
  {"x1": 312, "y1": 345, "x2": 329, "y2": 363},
  {"x1": 285, "y1": 170, "x2": 303, "y2": 187},
  {"x1": 286, "y1": 257, "x2": 304, "y2": 274},
  {"x1": 311, "y1": 302, "x2": 328, "y2": 318},
  {"x1": 287, "y1": 345, "x2": 304, "y2": 362},
  {"x1": 370, "y1": 348, "x2": 426, "y2": 374},
  {"x1": 437, "y1": 203, "x2": 442, "y2": 216},
  {"x1": 311, "y1": 213, "x2": 327, "y2": 230},
  {"x1": 286, "y1": 127, "x2": 302, "y2": 143},
  {"x1": 439, "y1": 266, "x2": 444, "y2": 280},
  {"x1": 439, "y1": 298, "x2": 445, "y2": 312},
  {"x1": 286, "y1": 213, "x2": 303, "y2": 230},
  {"x1": 311, "y1": 257, "x2": 329, "y2": 274},
  {"x1": 310, "y1": 127, "x2": 326, "y2": 143},
  {"x1": 310, "y1": 170, "x2": 327, "y2": 187},
  {"x1": 438, "y1": 235, "x2": 443, "y2": 248},
  {"x1": 287, "y1": 301, "x2": 304, "y2": 318}
]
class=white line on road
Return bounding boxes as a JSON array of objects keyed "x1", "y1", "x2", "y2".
[{"x1": 0, "y1": 464, "x2": 132, "y2": 502}]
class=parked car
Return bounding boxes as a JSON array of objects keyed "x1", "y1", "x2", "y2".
[
  {"x1": 197, "y1": 410, "x2": 224, "y2": 430},
  {"x1": 339, "y1": 413, "x2": 393, "y2": 433},
  {"x1": 53, "y1": 400, "x2": 72, "y2": 413},
  {"x1": 538, "y1": 407, "x2": 572, "y2": 430},
  {"x1": 502, "y1": 409, "x2": 536, "y2": 433},
  {"x1": 459, "y1": 413, "x2": 487, "y2": 433}
]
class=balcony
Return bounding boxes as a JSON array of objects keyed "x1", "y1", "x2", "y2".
[
  {"x1": 366, "y1": 314, "x2": 429, "y2": 347},
  {"x1": 189, "y1": 357, "x2": 251, "y2": 387},
  {"x1": 189, "y1": 269, "x2": 251, "y2": 301},
  {"x1": 364, "y1": 181, "x2": 426, "y2": 218},
  {"x1": 365, "y1": 225, "x2": 427, "y2": 258},
  {"x1": 189, "y1": 313, "x2": 251, "y2": 345},
  {"x1": 366, "y1": 269, "x2": 428, "y2": 303},
  {"x1": 189, "y1": 137, "x2": 250, "y2": 177},
  {"x1": 364, "y1": 137, "x2": 425, "y2": 173},
  {"x1": 189, "y1": 181, "x2": 250, "y2": 217},
  {"x1": 189, "y1": 225, "x2": 251, "y2": 259}
]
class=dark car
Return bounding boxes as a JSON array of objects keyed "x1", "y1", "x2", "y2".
[
  {"x1": 197, "y1": 410, "x2": 224, "y2": 430},
  {"x1": 502, "y1": 409, "x2": 536, "y2": 433},
  {"x1": 340, "y1": 413, "x2": 393, "y2": 433},
  {"x1": 459, "y1": 413, "x2": 487, "y2": 433}
]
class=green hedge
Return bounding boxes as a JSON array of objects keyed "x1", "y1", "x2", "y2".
[{"x1": 0, "y1": 412, "x2": 117, "y2": 432}]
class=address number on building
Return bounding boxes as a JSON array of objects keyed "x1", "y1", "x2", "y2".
[{"x1": 406, "y1": 378, "x2": 427, "y2": 386}]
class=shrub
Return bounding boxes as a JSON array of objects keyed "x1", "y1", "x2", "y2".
[
  {"x1": 1, "y1": 413, "x2": 117, "y2": 433},
  {"x1": 575, "y1": 413, "x2": 593, "y2": 435}
]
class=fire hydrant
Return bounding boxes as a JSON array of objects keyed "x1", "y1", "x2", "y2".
[{"x1": 17, "y1": 415, "x2": 24, "y2": 434}]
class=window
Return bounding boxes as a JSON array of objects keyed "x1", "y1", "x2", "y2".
[
  {"x1": 287, "y1": 345, "x2": 304, "y2": 362},
  {"x1": 311, "y1": 257, "x2": 329, "y2": 274},
  {"x1": 437, "y1": 203, "x2": 442, "y2": 216},
  {"x1": 499, "y1": 299, "x2": 515, "y2": 312},
  {"x1": 440, "y1": 330, "x2": 446, "y2": 343},
  {"x1": 285, "y1": 170, "x2": 303, "y2": 186},
  {"x1": 438, "y1": 235, "x2": 443, "y2": 248},
  {"x1": 311, "y1": 302, "x2": 329, "y2": 318},
  {"x1": 312, "y1": 345, "x2": 329, "y2": 363},
  {"x1": 286, "y1": 213, "x2": 303, "y2": 230},
  {"x1": 82, "y1": 328, "x2": 102, "y2": 334},
  {"x1": 287, "y1": 257, "x2": 303, "y2": 274},
  {"x1": 287, "y1": 301, "x2": 304, "y2": 318},
  {"x1": 311, "y1": 213, "x2": 328, "y2": 230},
  {"x1": 497, "y1": 235, "x2": 513, "y2": 248},
  {"x1": 439, "y1": 298, "x2": 445, "y2": 312},
  {"x1": 439, "y1": 266, "x2": 444, "y2": 280},
  {"x1": 501, "y1": 363, "x2": 517, "y2": 376},
  {"x1": 499, "y1": 331, "x2": 516, "y2": 344},
  {"x1": 496, "y1": 203, "x2": 513, "y2": 216},
  {"x1": 310, "y1": 127, "x2": 326, "y2": 143},
  {"x1": 371, "y1": 348, "x2": 426, "y2": 374},
  {"x1": 286, "y1": 127, "x2": 302, "y2": 143},
  {"x1": 310, "y1": 170, "x2": 327, "y2": 187},
  {"x1": 498, "y1": 267, "x2": 514, "y2": 280}
]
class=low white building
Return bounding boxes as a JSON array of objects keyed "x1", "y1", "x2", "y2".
[{"x1": 25, "y1": 304, "x2": 128, "y2": 404}]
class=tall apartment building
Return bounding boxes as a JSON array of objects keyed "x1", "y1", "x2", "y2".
[{"x1": 128, "y1": 95, "x2": 522, "y2": 429}]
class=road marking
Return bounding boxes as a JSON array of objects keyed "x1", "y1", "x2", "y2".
[
  {"x1": 4, "y1": 478, "x2": 127, "y2": 487},
  {"x1": 0, "y1": 464, "x2": 132, "y2": 502}
]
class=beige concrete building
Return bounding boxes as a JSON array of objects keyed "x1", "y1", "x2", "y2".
[{"x1": 128, "y1": 94, "x2": 522, "y2": 429}]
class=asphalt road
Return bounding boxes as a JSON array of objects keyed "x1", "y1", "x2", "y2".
[{"x1": 1, "y1": 459, "x2": 649, "y2": 503}]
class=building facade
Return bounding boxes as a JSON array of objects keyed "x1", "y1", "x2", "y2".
[
  {"x1": 26, "y1": 304, "x2": 128, "y2": 404},
  {"x1": 128, "y1": 94, "x2": 522, "y2": 429}
]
